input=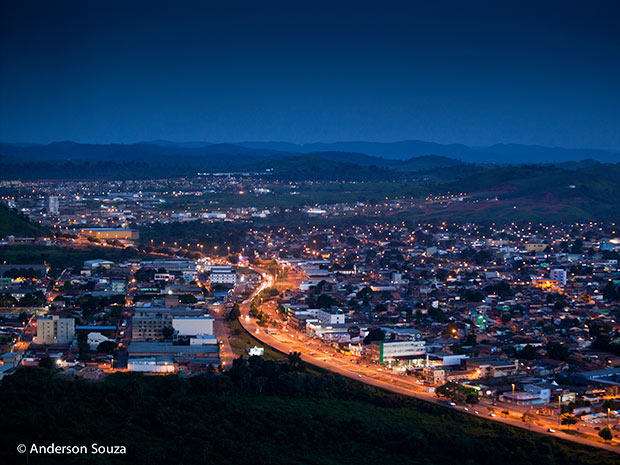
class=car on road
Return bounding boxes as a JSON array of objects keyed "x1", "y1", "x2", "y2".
[
  {"x1": 489, "y1": 413, "x2": 496, "y2": 417},
  {"x1": 449, "y1": 402, "x2": 456, "y2": 406},
  {"x1": 547, "y1": 429, "x2": 556, "y2": 433}
]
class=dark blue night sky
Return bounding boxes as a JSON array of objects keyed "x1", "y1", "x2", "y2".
[{"x1": 1, "y1": 0, "x2": 619, "y2": 148}]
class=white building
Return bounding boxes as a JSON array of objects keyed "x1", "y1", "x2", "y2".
[
  {"x1": 201, "y1": 212, "x2": 227, "y2": 219},
  {"x1": 46, "y1": 196, "x2": 59, "y2": 215},
  {"x1": 209, "y1": 270, "x2": 236, "y2": 286},
  {"x1": 550, "y1": 269, "x2": 567, "y2": 286},
  {"x1": 128, "y1": 357, "x2": 175, "y2": 373},
  {"x1": 317, "y1": 309, "x2": 345, "y2": 325},
  {"x1": 370, "y1": 340, "x2": 426, "y2": 363},
  {"x1": 35, "y1": 316, "x2": 75, "y2": 345},
  {"x1": 391, "y1": 272, "x2": 407, "y2": 285},
  {"x1": 291, "y1": 308, "x2": 345, "y2": 326},
  {"x1": 87, "y1": 332, "x2": 113, "y2": 350},
  {"x1": 524, "y1": 383, "x2": 552, "y2": 403},
  {"x1": 172, "y1": 316, "x2": 214, "y2": 337}
]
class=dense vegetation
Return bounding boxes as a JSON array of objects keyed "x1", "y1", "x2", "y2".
[
  {"x1": 0, "y1": 204, "x2": 48, "y2": 237},
  {"x1": 1, "y1": 364, "x2": 617, "y2": 465},
  {"x1": 0, "y1": 245, "x2": 152, "y2": 277}
]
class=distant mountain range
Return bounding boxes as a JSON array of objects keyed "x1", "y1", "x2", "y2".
[
  {"x1": 2, "y1": 140, "x2": 620, "y2": 221},
  {"x1": 2, "y1": 139, "x2": 619, "y2": 165}
]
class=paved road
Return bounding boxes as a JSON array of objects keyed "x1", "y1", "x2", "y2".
[
  {"x1": 208, "y1": 303, "x2": 235, "y2": 369},
  {"x1": 237, "y1": 266, "x2": 620, "y2": 454}
]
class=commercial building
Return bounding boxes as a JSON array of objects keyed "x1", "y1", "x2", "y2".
[
  {"x1": 127, "y1": 342, "x2": 220, "y2": 368},
  {"x1": 35, "y1": 315, "x2": 75, "y2": 345},
  {"x1": 128, "y1": 356, "x2": 176, "y2": 373},
  {"x1": 143, "y1": 259, "x2": 196, "y2": 272},
  {"x1": 209, "y1": 267, "x2": 236, "y2": 286},
  {"x1": 370, "y1": 340, "x2": 426, "y2": 364},
  {"x1": 83, "y1": 259, "x2": 115, "y2": 270},
  {"x1": 499, "y1": 391, "x2": 544, "y2": 406},
  {"x1": 467, "y1": 358, "x2": 519, "y2": 378}
]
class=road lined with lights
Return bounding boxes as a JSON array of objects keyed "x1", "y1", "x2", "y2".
[{"x1": 235, "y1": 265, "x2": 620, "y2": 454}]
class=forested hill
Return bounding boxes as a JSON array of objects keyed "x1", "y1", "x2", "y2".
[
  {"x1": 0, "y1": 204, "x2": 48, "y2": 238},
  {"x1": 0, "y1": 365, "x2": 617, "y2": 465}
]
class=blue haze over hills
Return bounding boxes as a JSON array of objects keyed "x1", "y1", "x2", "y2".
[{"x1": 1, "y1": 140, "x2": 618, "y2": 166}]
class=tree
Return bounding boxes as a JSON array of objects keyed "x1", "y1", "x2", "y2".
[
  {"x1": 598, "y1": 427, "x2": 612, "y2": 442},
  {"x1": 162, "y1": 325, "x2": 174, "y2": 340},
  {"x1": 517, "y1": 344, "x2": 538, "y2": 360},
  {"x1": 561, "y1": 416, "x2": 578, "y2": 429},
  {"x1": 178, "y1": 294, "x2": 198, "y2": 304},
  {"x1": 466, "y1": 393, "x2": 479, "y2": 404},
  {"x1": 546, "y1": 342, "x2": 569, "y2": 362},
  {"x1": 38, "y1": 356, "x2": 56, "y2": 370},
  {"x1": 229, "y1": 303, "x2": 241, "y2": 321},
  {"x1": 317, "y1": 293, "x2": 337, "y2": 309},
  {"x1": 363, "y1": 328, "x2": 385, "y2": 345},
  {"x1": 464, "y1": 333, "x2": 477, "y2": 346},
  {"x1": 428, "y1": 306, "x2": 447, "y2": 322},
  {"x1": 97, "y1": 340, "x2": 116, "y2": 354},
  {"x1": 287, "y1": 351, "x2": 302, "y2": 371},
  {"x1": 0, "y1": 293, "x2": 18, "y2": 307},
  {"x1": 356, "y1": 287, "x2": 373, "y2": 301},
  {"x1": 77, "y1": 331, "x2": 90, "y2": 361},
  {"x1": 134, "y1": 267, "x2": 156, "y2": 282},
  {"x1": 19, "y1": 291, "x2": 46, "y2": 307},
  {"x1": 435, "y1": 382, "x2": 478, "y2": 404}
]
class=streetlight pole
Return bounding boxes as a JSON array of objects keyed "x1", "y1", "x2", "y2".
[{"x1": 608, "y1": 407, "x2": 611, "y2": 429}]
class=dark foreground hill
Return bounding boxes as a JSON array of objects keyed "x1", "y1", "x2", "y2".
[{"x1": 0, "y1": 365, "x2": 616, "y2": 465}]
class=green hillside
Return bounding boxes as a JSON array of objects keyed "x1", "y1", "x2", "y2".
[
  {"x1": 435, "y1": 163, "x2": 620, "y2": 221},
  {"x1": 0, "y1": 204, "x2": 48, "y2": 238}
]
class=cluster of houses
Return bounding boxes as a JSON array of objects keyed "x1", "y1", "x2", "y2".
[{"x1": 248, "y1": 222, "x2": 620, "y2": 417}]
